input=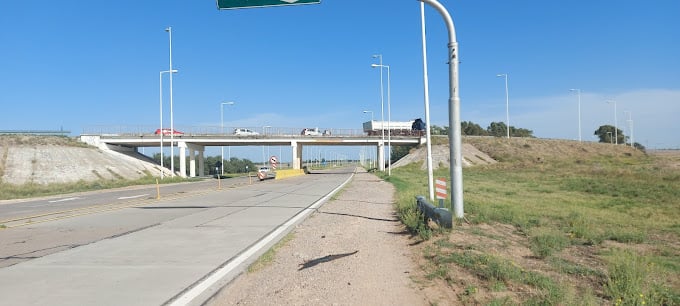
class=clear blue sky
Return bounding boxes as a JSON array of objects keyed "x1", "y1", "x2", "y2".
[{"x1": 1, "y1": 0, "x2": 679, "y2": 161}]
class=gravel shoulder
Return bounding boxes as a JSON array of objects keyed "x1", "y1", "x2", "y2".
[{"x1": 207, "y1": 169, "x2": 431, "y2": 306}]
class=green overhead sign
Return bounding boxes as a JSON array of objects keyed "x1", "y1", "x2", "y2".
[{"x1": 217, "y1": 0, "x2": 320, "y2": 10}]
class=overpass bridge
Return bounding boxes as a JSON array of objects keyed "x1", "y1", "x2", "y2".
[{"x1": 80, "y1": 130, "x2": 424, "y2": 178}]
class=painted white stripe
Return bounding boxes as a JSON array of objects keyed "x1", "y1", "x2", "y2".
[
  {"x1": 117, "y1": 194, "x2": 149, "y2": 200},
  {"x1": 48, "y1": 197, "x2": 80, "y2": 203},
  {"x1": 168, "y1": 170, "x2": 356, "y2": 306}
]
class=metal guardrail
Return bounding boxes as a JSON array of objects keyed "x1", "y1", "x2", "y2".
[
  {"x1": 0, "y1": 130, "x2": 71, "y2": 136},
  {"x1": 82, "y1": 125, "x2": 368, "y2": 137},
  {"x1": 415, "y1": 196, "x2": 452, "y2": 228}
]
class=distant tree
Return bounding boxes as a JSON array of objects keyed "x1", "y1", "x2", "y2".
[
  {"x1": 430, "y1": 125, "x2": 448, "y2": 135},
  {"x1": 487, "y1": 121, "x2": 508, "y2": 137},
  {"x1": 594, "y1": 125, "x2": 625, "y2": 144},
  {"x1": 461, "y1": 121, "x2": 487, "y2": 136},
  {"x1": 486, "y1": 121, "x2": 533, "y2": 138},
  {"x1": 510, "y1": 126, "x2": 534, "y2": 138},
  {"x1": 391, "y1": 144, "x2": 416, "y2": 164},
  {"x1": 633, "y1": 142, "x2": 646, "y2": 151}
]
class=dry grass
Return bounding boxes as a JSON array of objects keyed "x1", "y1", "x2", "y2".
[{"x1": 386, "y1": 137, "x2": 680, "y2": 305}]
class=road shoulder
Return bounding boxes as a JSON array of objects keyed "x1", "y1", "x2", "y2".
[{"x1": 208, "y1": 169, "x2": 431, "y2": 305}]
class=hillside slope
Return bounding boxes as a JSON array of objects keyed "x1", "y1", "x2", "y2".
[
  {"x1": 0, "y1": 135, "x2": 165, "y2": 185},
  {"x1": 393, "y1": 136, "x2": 644, "y2": 169}
]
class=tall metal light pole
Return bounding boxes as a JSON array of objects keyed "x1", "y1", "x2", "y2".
[
  {"x1": 496, "y1": 73, "x2": 510, "y2": 138},
  {"x1": 371, "y1": 54, "x2": 385, "y2": 170},
  {"x1": 220, "y1": 101, "x2": 235, "y2": 175},
  {"x1": 165, "y1": 26, "x2": 176, "y2": 176},
  {"x1": 362, "y1": 110, "x2": 374, "y2": 122},
  {"x1": 607, "y1": 100, "x2": 617, "y2": 144},
  {"x1": 262, "y1": 126, "x2": 271, "y2": 167},
  {"x1": 159, "y1": 69, "x2": 178, "y2": 179},
  {"x1": 371, "y1": 63, "x2": 391, "y2": 176},
  {"x1": 624, "y1": 111, "x2": 634, "y2": 147},
  {"x1": 420, "y1": 0, "x2": 464, "y2": 219},
  {"x1": 569, "y1": 89, "x2": 582, "y2": 142},
  {"x1": 420, "y1": 1, "x2": 435, "y2": 201}
]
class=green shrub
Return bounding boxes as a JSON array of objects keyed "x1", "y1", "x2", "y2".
[{"x1": 529, "y1": 230, "x2": 570, "y2": 258}]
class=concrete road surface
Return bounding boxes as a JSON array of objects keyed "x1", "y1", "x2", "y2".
[{"x1": 0, "y1": 169, "x2": 354, "y2": 306}]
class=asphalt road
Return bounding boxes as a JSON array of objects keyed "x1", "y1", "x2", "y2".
[{"x1": 0, "y1": 169, "x2": 355, "y2": 306}]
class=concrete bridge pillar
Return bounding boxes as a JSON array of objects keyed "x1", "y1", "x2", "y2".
[
  {"x1": 291, "y1": 141, "x2": 302, "y2": 170},
  {"x1": 178, "y1": 142, "x2": 187, "y2": 178},
  {"x1": 198, "y1": 150, "x2": 204, "y2": 177},
  {"x1": 186, "y1": 143, "x2": 205, "y2": 177},
  {"x1": 377, "y1": 141, "x2": 385, "y2": 171}
]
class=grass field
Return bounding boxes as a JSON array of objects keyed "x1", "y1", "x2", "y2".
[{"x1": 383, "y1": 137, "x2": 679, "y2": 305}]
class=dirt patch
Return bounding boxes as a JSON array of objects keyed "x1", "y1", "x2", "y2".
[{"x1": 208, "y1": 170, "x2": 434, "y2": 305}]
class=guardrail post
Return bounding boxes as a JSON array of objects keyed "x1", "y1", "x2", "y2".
[{"x1": 416, "y1": 196, "x2": 452, "y2": 228}]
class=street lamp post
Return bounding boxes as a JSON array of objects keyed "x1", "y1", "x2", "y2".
[
  {"x1": 362, "y1": 110, "x2": 374, "y2": 122},
  {"x1": 420, "y1": 0, "x2": 464, "y2": 219},
  {"x1": 371, "y1": 54, "x2": 385, "y2": 170},
  {"x1": 496, "y1": 73, "x2": 510, "y2": 138},
  {"x1": 220, "y1": 101, "x2": 235, "y2": 175},
  {"x1": 371, "y1": 63, "x2": 391, "y2": 176},
  {"x1": 420, "y1": 1, "x2": 435, "y2": 201},
  {"x1": 607, "y1": 100, "x2": 618, "y2": 145},
  {"x1": 569, "y1": 89, "x2": 582, "y2": 142},
  {"x1": 262, "y1": 126, "x2": 271, "y2": 167},
  {"x1": 159, "y1": 69, "x2": 178, "y2": 179},
  {"x1": 165, "y1": 26, "x2": 176, "y2": 176},
  {"x1": 624, "y1": 111, "x2": 634, "y2": 147}
]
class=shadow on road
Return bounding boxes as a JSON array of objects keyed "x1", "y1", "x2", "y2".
[{"x1": 298, "y1": 250, "x2": 359, "y2": 270}]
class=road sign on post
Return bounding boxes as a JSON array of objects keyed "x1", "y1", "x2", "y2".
[
  {"x1": 217, "y1": 0, "x2": 320, "y2": 10},
  {"x1": 270, "y1": 156, "x2": 278, "y2": 169}
]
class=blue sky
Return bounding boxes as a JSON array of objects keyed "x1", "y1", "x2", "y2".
[{"x1": 1, "y1": 0, "x2": 679, "y2": 163}]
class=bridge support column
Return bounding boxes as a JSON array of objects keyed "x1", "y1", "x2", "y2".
[
  {"x1": 377, "y1": 142, "x2": 385, "y2": 171},
  {"x1": 189, "y1": 149, "x2": 196, "y2": 177},
  {"x1": 187, "y1": 143, "x2": 205, "y2": 177},
  {"x1": 291, "y1": 141, "x2": 302, "y2": 170},
  {"x1": 179, "y1": 142, "x2": 187, "y2": 178},
  {"x1": 198, "y1": 150, "x2": 204, "y2": 177}
]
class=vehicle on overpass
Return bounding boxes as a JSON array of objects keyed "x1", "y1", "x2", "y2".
[
  {"x1": 234, "y1": 128, "x2": 259, "y2": 136},
  {"x1": 363, "y1": 118, "x2": 426, "y2": 136},
  {"x1": 301, "y1": 128, "x2": 322, "y2": 136},
  {"x1": 155, "y1": 128, "x2": 184, "y2": 136}
]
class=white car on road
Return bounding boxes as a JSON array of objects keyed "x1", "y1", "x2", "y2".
[
  {"x1": 301, "y1": 128, "x2": 322, "y2": 136},
  {"x1": 234, "y1": 128, "x2": 259, "y2": 136}
]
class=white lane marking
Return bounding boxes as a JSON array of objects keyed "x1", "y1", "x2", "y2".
[
  {"x1": 117, "y1": 194, "x2": 149, "y2": 200},
  {"x1": 48, "y1": 197, "x2": 81, "y2": 203},
  {"x1": 168, "y1": 171, "x2": 356, "y2": 306}
]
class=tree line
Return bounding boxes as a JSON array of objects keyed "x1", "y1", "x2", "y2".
[
  {"x1": 430, "y1": 121, "x2": 534, "y2": 137},
  {"x1": 152, "y1": 153, "x2": 257, "y2": 176}
]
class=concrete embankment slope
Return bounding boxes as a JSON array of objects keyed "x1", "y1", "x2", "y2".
[{"x1": 0, "y1": 135, "x2": 165, "y2": 185}]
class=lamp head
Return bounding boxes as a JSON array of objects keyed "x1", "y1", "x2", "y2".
[
  {"x1": 372, "y1": 54, "x2": 380, "y2": 58},
  {"x1": 165, "y1": 27, "x2": 171, "y2": 32},
  {"x1": 371, "y1": 64, "x2": 379, "y2": 68},
  {"x1": 496, "y1": 74, "x2": 505, "y2": 77},
  {"x1": 171, "y1": 69, "x2": 178, "y2": 73}
]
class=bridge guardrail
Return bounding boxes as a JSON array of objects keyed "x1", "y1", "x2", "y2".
[{"x1": 415, "y1": 196, "x2": 452, "y2": 228}]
